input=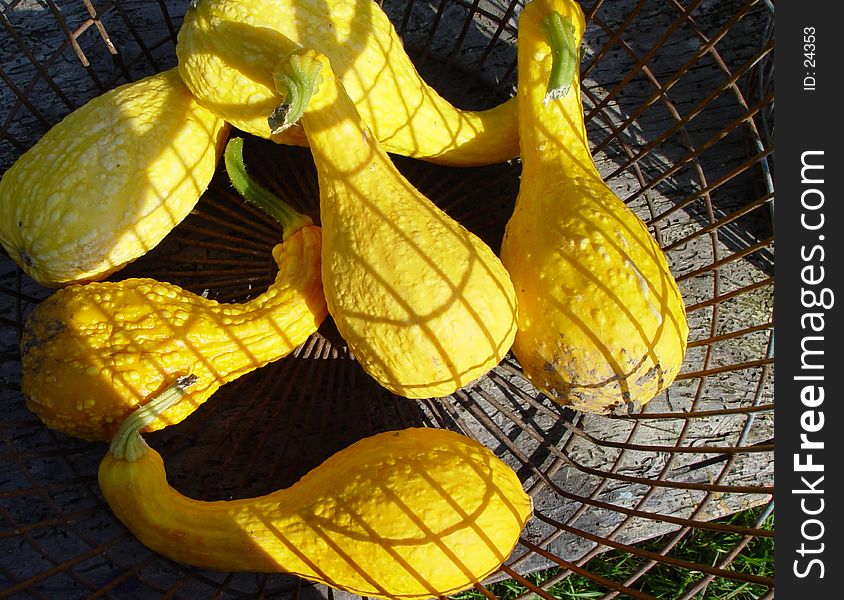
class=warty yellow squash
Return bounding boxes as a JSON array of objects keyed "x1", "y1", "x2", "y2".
[
  {"x1": 175, "y1": 0, "x2": 518, "y2": 166},
  {"x1": 21, "y1": 139, "x2": 327, "y2": 441},
  {"x1": 0, "y1": 68, "x2": 229, "y2": 287},
  {"x1": 500, "y1": 0, "x2": 689, "y2": 413},
  {"x1": 99, "y1": 384, "x2": 532, "y2": 599},
  {"x1": 269, "y1": 48, "x2": 518, "y2": 399}
]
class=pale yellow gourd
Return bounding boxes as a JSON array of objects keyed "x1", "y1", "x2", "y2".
[
  {"x1": 269, "y1": 48, "x2": 517, "y2": 399},
  {"x1": 0, "y1": 68, "x2": 229, "y2": 287},
  {"x1": 98, "y1": 385, "x2": 533, "y2": 599},
  {"x1": 21, "y1": 139, "x2": 327, "y2": 441},
  {"x1": 175, "y1": 0, "x2": 518, "y2": 166},
  {"x1": 500, "y1": 0, "x2": 688, "y2": 413}
]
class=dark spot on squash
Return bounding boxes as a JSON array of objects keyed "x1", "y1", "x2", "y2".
[
  {"x1": 635, "y1": 363, "x2": 665, "y2": 392},
  {"x1": 20, "y1": 318, "x2": 67, "y2": 357},
  {"x1": 605, "y1": 402, "x2": 623, "y2": 414}
]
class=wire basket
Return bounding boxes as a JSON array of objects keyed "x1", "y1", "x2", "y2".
[{"x1": 0, "y1": 0, "x2": 774, "y2": 598}]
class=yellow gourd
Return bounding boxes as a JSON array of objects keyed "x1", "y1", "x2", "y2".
[
  {"x1": 500, "y1": 0, "x2": 688, "y2": 413},
  {"x1": 269, "y1": 49, "x2": 517, "y2": 399},
  {"x1": 0, "y1": 68, "x2": 229, "y2": 287},
  {"x1": 175, "y1": 0, "x2": 518, "y2": 166},
  {"x1": 21, "y1": 139, "x2": 327, "y2": 441},
  {"x1": 98, "y1": 384, "x2": 532, "y2": 599}
]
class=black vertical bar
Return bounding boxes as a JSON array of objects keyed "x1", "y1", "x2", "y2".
[{"x1": 775, "y1": 1, "x2": 840, "y2": 596}]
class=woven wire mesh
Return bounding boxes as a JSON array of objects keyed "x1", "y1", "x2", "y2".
[{"x1": 0, "y1": 0, "x2": 774, "y2": 598}]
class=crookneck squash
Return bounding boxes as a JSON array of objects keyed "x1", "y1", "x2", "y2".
[
  {"x1": 175, "y1": 0, "x2": 518, "y2": 166},
  {"x1": 99, "y1": 386, "x2": 532, "y2": 599},
  {"x1": 21, "y1": 139, "x2": 326, "y2": 441},
  {"x1": 0, "y1": 68, "x2": 229, "y2": 287},
  {"x1": 500, "y1": 0, "x2": 689, "y2": 413},
  {"x1": 269, "y1": 49, "x2": 517, "y2": 399}
]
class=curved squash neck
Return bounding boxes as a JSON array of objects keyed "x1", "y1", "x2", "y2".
[
  {"x1": 214, "y1": 137, "x2": 322, "y2": 341},
  {"x1": 518, "y1": 0, "x2": 595, "y2": 179},
  {"x1": 296, "y1": 63, "x2": 398, "y2": 194},
  {"x1": 223, "y1": 262, "x2": 297, "y2": 323},
  {"x1": 267, "y1": 48, "x2": 413, "y2": 202},
  {"x1": 130, "y1": 453, "x2": 307, "y2": 574},
  {"x1": 213, "y1": 230, "x2": 316, "y2": 329}
]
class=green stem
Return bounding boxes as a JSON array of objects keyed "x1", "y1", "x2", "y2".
[
  {"x1": 109, "y1": 375, "x2": 198, "y2": 462},
  {"x1": 540, "y1": 11, "x2": 579, "y2": 102},
  {"x1": 223, "y1": 137, "x2": 313, "y2": 239},
  {"x1": 268, "y1": 50, "x2": 324, "y2": 133}
]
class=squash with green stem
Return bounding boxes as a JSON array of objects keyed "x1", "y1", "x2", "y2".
[
  {"x1": 175, "y1": 0, "x2": 518, "y2": 166},
  {"x1": 500, "y1": 0, "x2": 688, "y2": 413},
  {"x1": 98, "y1": 379, "x2": 532, "y2": 599},
  {"x1": 268, "y1": 48, "x2": 518, "y2": 399},
  {"x1": 21, "y1": 138, "x2": 326, "y2": 441},
  {"x1": 0, "y1": 69, "x2": 229, "y2": 287}
]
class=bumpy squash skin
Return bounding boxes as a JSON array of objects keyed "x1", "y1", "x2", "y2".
[
  {"x1": 175, "y1": 0, "x2": 518, "y2": 166},
  {"x1": 500, "y1": 0, "x2": 688, "y2": 413},
  {"x1": 0, "y1": 69, "x2": 230, "y2": 287},
  {"x1": 275, "y1": 50, "x2": 517, "y2": 399},
  {"x1": 99, "y1": 426, "x2": 532, "y2": 599},
  {"x1": 21, "y1": 226, "x2": 326, "y2": 441}
]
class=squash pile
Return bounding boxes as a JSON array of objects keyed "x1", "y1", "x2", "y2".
[{"x1": 0, "y1": 0, "x2": 689, "y2": 597}]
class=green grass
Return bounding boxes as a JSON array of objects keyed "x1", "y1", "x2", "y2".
[{"x1": 456, "y1": 508, "x2": 774, "y2": 600}]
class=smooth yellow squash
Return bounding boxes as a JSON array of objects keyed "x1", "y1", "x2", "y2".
[
  {"x1": 176, "y1": 0, "x2": 518, "y2": 166},
  {"x1": 268, "y1": 48, "x2": 518, "y2": 398},
  {"x1": 99, "y1": 386, "x2": 532, "y2": 599},
  {"x1": 500, "y1": 0, "x2": 689, "y2": 413},
  {"x1": 0, "y1": 68, "x2": 229, "y2": 287},
  {"x1": 21, "y1": 139, "x2": 327, "y2": 441}
]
